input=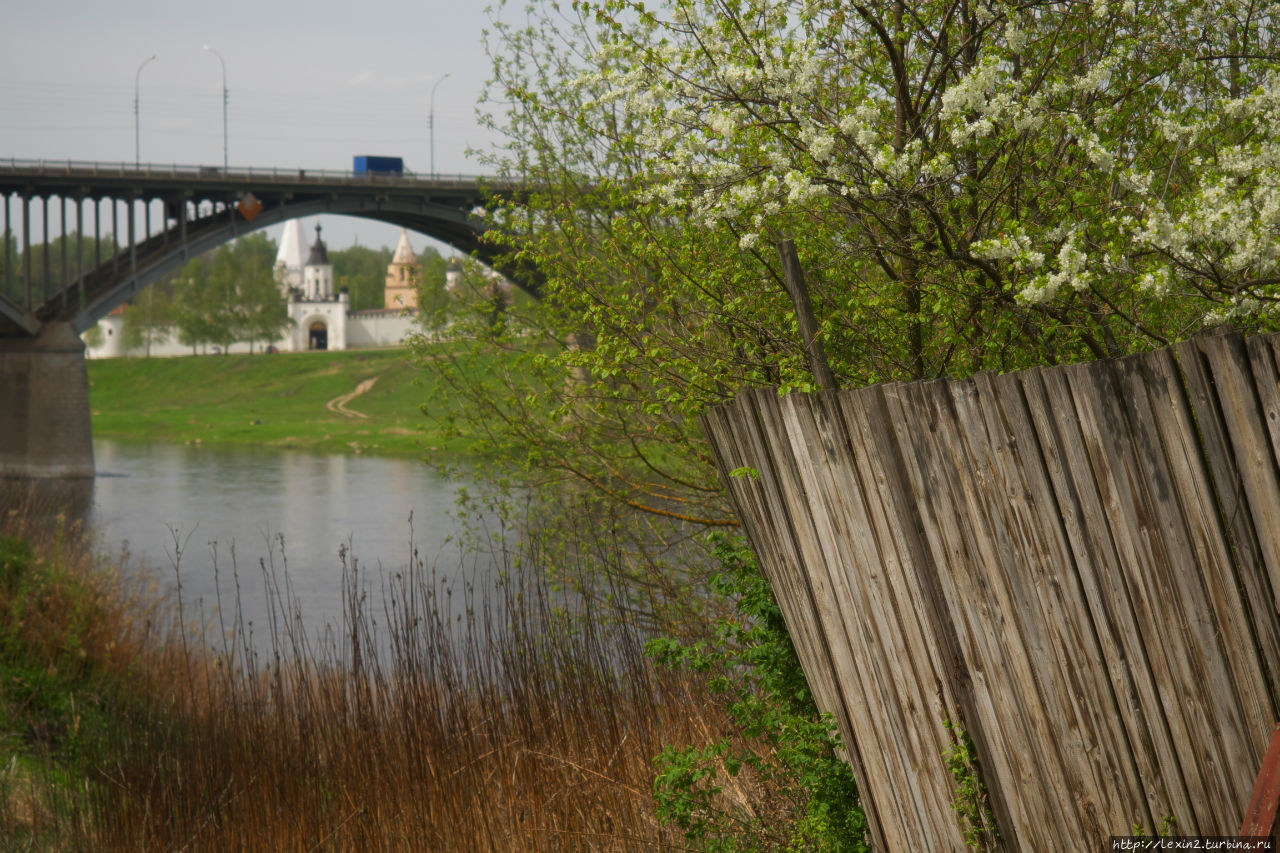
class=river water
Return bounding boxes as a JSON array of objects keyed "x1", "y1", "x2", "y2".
[{"x1": 24, "y1": 439, "x2": 505, "y2": 659}]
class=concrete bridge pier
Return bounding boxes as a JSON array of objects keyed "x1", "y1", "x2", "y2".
[{"x1": 0, "y1": 323, "x2": 94, "y2": 479}]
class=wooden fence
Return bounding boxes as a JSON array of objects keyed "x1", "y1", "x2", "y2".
[{"x1": 701, "y1": 330, "x2": 1280, "y2": 850}]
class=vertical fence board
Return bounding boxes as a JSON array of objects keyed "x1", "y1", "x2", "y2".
[
  {"x1": 942, "y1": 375, "x2": 1087, "y2": 848},
  {"x1": 1065, "y1": 359, "x2": 1212, "y2": 831},
  {"x1": 880, "y1": 379, "x2": 1057, "y2": 848},
  {"x1": 777, "y1": 392, "x2": 964, "y2": 846},
  {"x1": 1176, "y1": 339, "x2": 1280, "y2": 723},
  {"x1": 1114, "y1": 352, "x2": 1253, "y2": 822},
  {"x1": 1022, "y1": 366, "x2": 1176, "y2": 831},
  {"x1": 702, "y1": 393, "x2": 891, "y2": 851},
  {"x1": 764, "y1": 392, "x2": 923, "y2": 844},
  {"x1": 981, "y1": 370, "x2": 1146, "y2": 837},
  {"x1": 1142, "y1": 349, "x2": 1275, "y2": 780},
  {"x1": 1199, "y1": 335, "x2": 1280, "y2": 609}
]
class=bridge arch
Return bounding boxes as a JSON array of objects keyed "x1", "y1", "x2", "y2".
[
  {"x1": 67, "y1": 196, "x2": 518, "y2": 334},
  {"x1": 0, "y1": 163, "x2": 535, "y2": 338}
]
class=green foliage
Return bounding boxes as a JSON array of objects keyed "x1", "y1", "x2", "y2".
[
  {"x1": 454, "y1": 0, "x2": 1280, "y2": 579},
  {"x1": 331, "y1": 244, "x2": 393, "y2": 311},
  {"x1": 1131, "y1": 814, "x2": 1177, "y2": 838},
  {"x1": 647, "y1": 536, "x2": 867, "y2": 851},
  {"x1": 122, "y1": 280, "x2": 176, "y2": 356},
  {"x1": 172, "y1": 232, "x2": 289, "y2": 353},
  {"x1": 942, "y1": 718, "x2": 1000, "y2": 851},
  {"x1": 416, "y1": 247, "x2": 451, "y2": 326},
  {"x1": 0, "y1": 535, "x2": 118, "y2": 776}
]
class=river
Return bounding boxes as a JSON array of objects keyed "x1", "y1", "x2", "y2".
[{"x1": 18, "y1": 438, "x2": 506, "y2": 661}]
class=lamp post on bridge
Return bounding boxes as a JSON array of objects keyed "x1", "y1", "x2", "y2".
[
  {"x1": 429, "y1": 73, "x2": 450, "y2": 178},
  {"x1": 134, "y1": 54, "x2": 156, "y2": 168},
  {"x1": 202, "y1": 45, "x2": 228, "y2": 172}
]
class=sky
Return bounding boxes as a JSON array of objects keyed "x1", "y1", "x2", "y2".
[{"x1": 0, "y1": 0, "x2": 511, "y2": 253}]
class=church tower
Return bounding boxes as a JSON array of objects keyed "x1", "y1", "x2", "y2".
[
  {"x1": 384, "y1": 228, "x2": 422, "y2": 309},
  {"x1": 274, "y1": 218, "x2": 309, "y2": 295},
  {"x1": 303, "y1": 224, "x2": 334, "y2": 300}
]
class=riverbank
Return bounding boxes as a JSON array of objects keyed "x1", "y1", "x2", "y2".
[
  {"x1": 87, "y1": 342, "x2": 485, "y2": 460},
  {"x1": 0, "y1": 507, "x2": 715, "y2": 850}
]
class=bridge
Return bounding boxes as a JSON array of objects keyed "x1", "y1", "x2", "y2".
[{"x1": 0, "y1": 159, "x2": 522, "y2": 479}]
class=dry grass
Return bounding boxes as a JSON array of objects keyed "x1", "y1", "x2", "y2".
[{"x1": 0, "y1": 487, "x2": 761, "y2": 851}]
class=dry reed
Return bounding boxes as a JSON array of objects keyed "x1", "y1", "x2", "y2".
[{"x1": 2, "y1": 486, "x2": 758, "y2": 851}]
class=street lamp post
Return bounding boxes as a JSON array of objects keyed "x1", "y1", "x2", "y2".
[
  {"x1": 134, "y1": 54, "x2": 156, "y2": 168},
  {"x1": 429, "y1": 73, "x2": 450, "y2": 178},
  {"x1": 202, "y1": 45, "x2": 228, "y2": 171}
]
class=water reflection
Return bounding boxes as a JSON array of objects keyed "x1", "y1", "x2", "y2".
[{"x1": 14, "y1": 439, "x2": 501, "y2": 658}]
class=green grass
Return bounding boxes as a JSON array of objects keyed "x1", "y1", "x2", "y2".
[{"x1": 87, "y1": 343, "x2": 489, "y2": 460}]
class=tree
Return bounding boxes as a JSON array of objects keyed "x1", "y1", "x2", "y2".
[
  {"x1": 172, "y1": 233, "x2": 287, "y2": 353},
  {"x1": 332, "y1": 245, "x2": 392, "y2": 310},
  {"x1": 123, "y1": 282, "x2": 175, "y2": 357},
  {"x1": 414, "y1": 0, "x2": 1280, "y2": 621},
  {"x1": 231, "y1": 233, "x2": 291, "y2": 351},
  {"x1": 173, "y1": 256, "x2": 225, "y2": 354},
  {"x1": 416, "y1": 247, "x2": 451, "y2": 327}
]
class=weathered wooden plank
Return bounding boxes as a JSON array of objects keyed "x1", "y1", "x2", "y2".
[
  {"x1": 714, "y1": 392, "x2": 854, "y2": 740},
  {"x1": 1113, "y1": 351, "x2": 1253, "y2": 823},
  {"x1": 763, "y1": 392, "x2": 923, "y2": 845},
  {"x1": 1013, "y1": 366, "x2": 1152, "y2": 832},
  {"x1": 1066, "y1": 357, "x2": 1220, "y2": 832},
  {"x1": 702, "y1": 331, "x2": 1280, "y2": 849},
  {"x1": 983, "y1": 369, "x2": 1150, "y2": 839},
  {"x1": 880, "y1": 378, "x2": 1057, "y2": 849},
  {"x1": 1174, "y1": 339, "x2": 1280, "y2": 727},
  {"x1": 939, "y1": 374, "x2": 1087, "y2": 848},
  {"x1": 837, "y1": 385, "x2": 971, "y2": 837},
  {"x1": 775, "y1": 391, "x2": 964, "y2": 846},
  {"x1": 1141, "y1": 347, "x2": 1276, "y2": 775},
  {"x1": 708, "y1": 389, "x2": 896, "y2": 850},
  {"x1": 1247, "y1": 335, "x2": 1280, "y2": 616},
  {"x1": 1066, "y1": 356, "x2": 1234, "y2": 831},
  {"x1": 1033, "y1": 365, "x2": 1188, "y2": 829},
  {"x1": 1198, "y1": 334, "x2": 1280, "y2": 612}
]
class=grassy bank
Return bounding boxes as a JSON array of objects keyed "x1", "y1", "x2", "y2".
[{"x1": 86, "y1": 342, "x2": 488, "y2": 460}]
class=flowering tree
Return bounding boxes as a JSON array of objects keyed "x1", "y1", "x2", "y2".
[
  {"x1": 421, "y1": 0, "x2": 1280, "y2": 604},
  {"x1": 573, "y1": 0, "x2": 1280, "y2": 369}
]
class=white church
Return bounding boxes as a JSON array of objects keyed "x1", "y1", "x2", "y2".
[{"x1": 85, "y1": 219, "x2": 460, "y2": 358}]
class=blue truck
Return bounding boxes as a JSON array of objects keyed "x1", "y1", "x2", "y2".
[{"x1": 353, "y1": 155, "x2": 404, "y2": 176}]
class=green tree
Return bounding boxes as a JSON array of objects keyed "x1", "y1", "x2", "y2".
[
  {"x1": 80, "y1": 322, "x2": 104, "y2": 350},
  {"x1": 122, "y1": 282, "x2": 175, "y2": 357},
  {"x1": 332, "y1": 245, "x2": 392, "y2": 310},
  {"x1": 430, "y1": 0, "x2": 1280, "y2": 554},
  {"x1": 424, "y1": 3, "x2": 1280, "y2": 841},
  {"x1": 416, "y1": 247, "x2": 451, "y2": 327},
  {"x1": 173, "y1": 256, "x2": 224, "y2": 354},
  {"x1": 171, "y1": 234, "x2": 285, "y2": 354},
  {"x1": 231, "y1": 233, "x2": 291, "y2": 351}
]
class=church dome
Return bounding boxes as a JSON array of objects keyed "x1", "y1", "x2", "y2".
[
  {"x1": 391, "y1": 228, "x2": 416, "y2": 265},
  {"x1": 306, "y1": 224, "x2": 331, "y2": 267}
]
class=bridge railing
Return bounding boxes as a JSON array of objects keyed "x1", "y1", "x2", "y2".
[{"x1": 0, "y1": 157, "x2": 488, "y2": 186}]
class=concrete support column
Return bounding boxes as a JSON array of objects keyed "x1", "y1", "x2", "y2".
[{"x1": 0, "y1": 322, "x2": 94, "y2": 479}]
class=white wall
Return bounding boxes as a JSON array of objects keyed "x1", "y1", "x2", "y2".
[{"x1": 82, "y1": 305, "x2": 430, "y2": 358}]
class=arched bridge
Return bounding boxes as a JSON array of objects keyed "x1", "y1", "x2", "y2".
[{"x1": 0, "y1": 160, "x2": 526, "y2": 339}]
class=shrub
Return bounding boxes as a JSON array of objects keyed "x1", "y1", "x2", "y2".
[{"x1": 648, "y1": 536, "x2": 868, "y2": 851}]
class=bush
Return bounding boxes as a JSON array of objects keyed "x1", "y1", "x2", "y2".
[{"x1": 648, "y1": 536, "x2": 868, "y2": 851}]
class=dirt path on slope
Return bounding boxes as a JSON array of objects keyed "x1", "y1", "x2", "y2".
[{"x1": 325, "y1": 376, "x2": 380, "y2": 419}]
